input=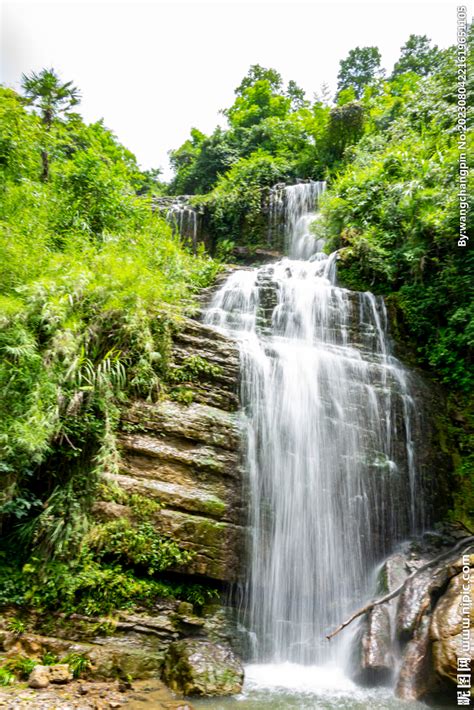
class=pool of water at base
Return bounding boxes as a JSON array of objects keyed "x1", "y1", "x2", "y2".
[{"x1": 192, "y1": 663, "x2": 431, "y2": 710}]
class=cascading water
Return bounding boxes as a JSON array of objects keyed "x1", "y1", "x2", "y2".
[
  {"x1": 268, "y1": 181, "x2": 326, "y2": 258},
  {"x1": 166, "y1": 198, "x2": 199, "y2": 253},
  {"x1": 204, "y1": 181, "x2": 424, "y2": 688}
]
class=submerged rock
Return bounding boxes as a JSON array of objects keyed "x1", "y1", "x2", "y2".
[{"x1": 162, "y1": 639, "x2": 244, "y2": 696}]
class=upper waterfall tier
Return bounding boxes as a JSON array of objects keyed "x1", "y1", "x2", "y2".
[{"x1": 268, "y1": 181, "x2": 326, "y2": 258}]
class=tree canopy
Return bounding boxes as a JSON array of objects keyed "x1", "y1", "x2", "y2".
[{"x1": 336, "y1": 46, "x2": 383, "y2": 99}]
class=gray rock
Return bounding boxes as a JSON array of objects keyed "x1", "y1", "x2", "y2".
[
  {"x1": 49, "y1": 663, "x2": 73, "y2": 684},
  {"x1": 28, "y1": 665, "x2": 50, "y2": 688},
  {"x1": 162, "y1": 639, "x2": 244, "y2": 696}
]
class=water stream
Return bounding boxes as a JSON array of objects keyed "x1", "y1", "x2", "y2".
[
  {"x1": 166, "y1": 198, "x2": 199, "y2": 253},
  {"x1": 202, "y1": 182, "x2": 425, "y2": 706}
]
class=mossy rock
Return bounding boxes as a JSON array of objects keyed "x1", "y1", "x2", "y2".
[{"x1": 162, "y1": 639, "x2": 243, "y2": 696}]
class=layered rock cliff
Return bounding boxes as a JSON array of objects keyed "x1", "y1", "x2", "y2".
[{"x1": 95, "y1": 315, "x2": 245, "y2": 584}]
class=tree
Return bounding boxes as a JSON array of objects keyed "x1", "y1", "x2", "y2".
[
  {"x1": 235, "y1": 65, "x2": 283, "y2": 95},
  {"x1": 21, "y1": 68, "x2": 80, "y2": 181},
  {"x1": 392, "y1": 35, "x2": 441, "y2": 77},
  {"x1": 337, "y1": 47, "x2": 383, "y2": 99},
  {"x1": 326, "y1": 102, "x2": 365, "y2": 162},
  {"x1": 286, "y1": 80, "x2": 308, "y2": 110}
]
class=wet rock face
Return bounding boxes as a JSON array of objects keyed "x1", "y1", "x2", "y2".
[
  {"x1": 352, "y1": 549, "x2": 410, "y2": 686},
  {"x1": 162, "y1": 639, "x2": 244, "y2": 697},
  {"x1": 430, "y1": 559, "x2": 474, "y2": 687},
  {"x1": 352, "y1": 531, "x2": 474, "y2": 706},
  {"x1": 395, "y1": 615, "x2": 433, "y2": 701},
  {"x1": 352, "y1": 605, "x2": 393, "y2": 686},
  {"x1": 97, "y1": 316, "x2": 245, "y2": 584}
]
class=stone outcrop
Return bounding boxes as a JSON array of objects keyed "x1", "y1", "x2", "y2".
[
  {"x1": 352, "y1": 604, "x2": 393, "y2": 686},
  {"x1": 96, "y1": 316, "x2": 245, "y2": 584},
  {"x1": 430, "y1": 560, "x2": 474, "y2": 686},
  {"x1": 351, "y1": 528, "x2": 474, "y2": 706},
  {"x1": 0, "y1": 314, "x2": 247, "y2": 700},
  {"x1": 162, "y1": 639, "x2": 244, "y2": 696},
  {"x1": 0, "y1": 602, "x2": 240, "y2": 683}
]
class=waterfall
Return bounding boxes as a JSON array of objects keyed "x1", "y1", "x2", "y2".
[
  {"x1": 268, "y1": 181, "x2": 325, "y2": 257},
  {"x1": 166, "y1": 198, "x2": 199, "y2": 253},
  {"x1": 204, "y1": 182, "x2": 424, "y2": 668}
]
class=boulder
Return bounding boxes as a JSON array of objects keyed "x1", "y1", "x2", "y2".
[
  {"x1": 430, "y1": 556, "x2": 474, "y2": 687},
  {"x1": 396, "y1": 615, "x2": 433, "y2": 701},
  {"x1": 49, "y1": 663, "x2": 73, "y2": 684},
  {"x1": 162, "y1": 639, "x2": 244, "y2": 696},
  {"x1": 352, "y1": 604, "x2": 393, "y2": 686},
  {"x1": 351, "y1": 550, "x2": 409, "y2": 686},
  {"x1": 28, "y1": 665, "x2": 50, "y2": 688}
]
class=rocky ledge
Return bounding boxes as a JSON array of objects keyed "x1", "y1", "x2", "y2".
[{"x1": 96, "y1": 315, "x2": 245, "y2": 583}]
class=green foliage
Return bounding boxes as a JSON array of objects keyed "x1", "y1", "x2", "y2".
[
  {"x1": 0, "y1": 553, "x2": 218, "y2": 617},
  {"x1": 392, "y1": 35, "x2": 442, "y2": 78},
  {"x1": 0, "y1": 668, "x2": 15, "y2": 686},
  {"x1": 168, "y1": 355, "x2": 222, "y2": 384},
  {"x1": 326, "y1": 102, "x2": 365, "y2": 163},
  {"x1": 336, "y1": 46, "x2": 383, "y2": 99},
  {"x1": 62, "y1": 653, "x2": 91, "y2": 678},
  {"x1": 3, "y1": 655, "x2": 37, "y2": 679},
  {"x1": 21, "y1": 68, "x2": 80, "y2": 127},
  {"x1": 175, "y1": 583, "x2": 220, "y2": 610},
  {"x1": 319, "y1": 37, "x2": 474, "y2": 393},
  {"x1": 87, "y1": 519, "x2": 194, "y2": 575},
  {"x1": 21, "y1": 68, "x2": 80, "y2": 181},
  {"x1": 168, "y1": 64, "x2": 330, "y2": 232},
  {"x1": 198, "y1": 151, "x2": 292, "y2": 244},
  {"x1": 41, "y1": 652, "x2": 59, "y2": 666},
  {"x1": 128, "y1": 494, "x2": 162, "y2": 521},
  {"x1": 6, "y1": 618, "x2": 26, "y2": 635},
  {"x1": 0, "y1": 74, "x2": 220, "y2": 612},
  {"x1": 169, "y1": 386, "x2": 195, "y2": 405}
]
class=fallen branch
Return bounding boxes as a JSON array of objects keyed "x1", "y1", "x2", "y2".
[{"x1": 326, "y1": 535, "x2": 474, "y2": 641}]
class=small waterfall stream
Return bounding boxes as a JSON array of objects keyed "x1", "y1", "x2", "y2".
[
  {"x1": 166, "y1": 198, "x2": 199, "y2": 253},
  {"x1": 203, "y1": 182, "x2": 425, "y2": 704}
]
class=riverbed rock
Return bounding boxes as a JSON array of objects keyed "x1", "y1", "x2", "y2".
[
  {"x1": 49, "y1": 663, "x2": 73, "y2": 684},
  {"x1": 162, "y1": 639, "x2": 244, "y2": 696},
  {"x1": 28, "y1": 665, "x2": 51, "y2": 688},
  {"x1": 352, "y1": 550, "x2": 410, "y2": 686}
]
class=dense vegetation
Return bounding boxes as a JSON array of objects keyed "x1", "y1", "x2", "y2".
[
  {"x1": 0, "y1": 28, "x2": 472, "y2": 618},
  {"x1": 0, "y1": 72, "x2": 219, "y2": 613}
]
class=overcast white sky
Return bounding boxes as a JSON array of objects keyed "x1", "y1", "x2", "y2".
[{"x1": 1, "y1": 0, "x2": 470, "y2": 178}]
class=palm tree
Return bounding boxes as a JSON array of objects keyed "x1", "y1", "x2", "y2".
[{"x1": 21, "y1": 68, "x2": 80, "y2": 181}]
